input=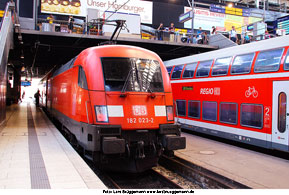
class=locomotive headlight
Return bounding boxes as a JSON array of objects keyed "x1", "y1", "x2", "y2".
[
  {"x1": 166, "y1": 106, "x2": 174, "y2": 121},
  {"x1": 95, "y1": 106, "x2": 108, "y2": 123}
]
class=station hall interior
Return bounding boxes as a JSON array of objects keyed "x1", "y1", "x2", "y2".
[{"x1": 1, "y1": 0, "x2": 289, "y2": 190}]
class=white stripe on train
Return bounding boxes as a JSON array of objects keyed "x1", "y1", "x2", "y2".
[
  {"x1": 170, "y1": 72, "x2": 289, "y2": 84},
  {"x1": 176, "y1": 117, "x2": 274, "y2": 143}
]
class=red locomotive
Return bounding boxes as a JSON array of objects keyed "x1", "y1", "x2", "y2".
[
  {"x1": 39, "y1": 45, "x2": 186, "y2": 172},
  {"x1": 164, "y1": 35, "x2": 289, "y2": 152}
]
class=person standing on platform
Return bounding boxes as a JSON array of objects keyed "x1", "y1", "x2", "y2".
[
  {"x1": 47, "y1": 14, "x2": 54, "y2": 32},
  {"x1": 157, "y1": 23, "x2": 164, "y2": 40},
  {"x1": 169, "y1": 23, "x2": 175, "y2": 42},
  {"x1": 68, "y1": 15, "x2": 74, "y2": 33},
  {"x1": 210, "y1": 26, "x2": 216, "y2": 35},
  {"x1": 196, "y1": 27, "x2": 203, "y2": 44},
  {"x1": 229, "y1": 26, "x2": 237, "y2": 43},
  {"x1": 34, "y1": 90, "x2": 40, "y2": 107}
]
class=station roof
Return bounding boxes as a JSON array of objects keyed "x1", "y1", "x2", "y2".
[{"x1": 9, "y1": 30, "x2": 217, "y2": 77}]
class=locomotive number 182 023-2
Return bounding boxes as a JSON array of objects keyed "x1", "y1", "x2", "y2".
[{"x1": 127, "y1": 118, "x2": 154, "y2": 124}]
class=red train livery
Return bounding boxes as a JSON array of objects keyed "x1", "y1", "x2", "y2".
[
  {"x1": 39, "y1": 45, "x2": 185, "y2": 172},
  {"x1": 164, "y1": 35, "x2": 289, "y2": 152}
]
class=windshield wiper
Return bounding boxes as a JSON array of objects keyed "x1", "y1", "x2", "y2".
[{"x1": 120, "y1": 68, "x2": 133, "y2": 97}]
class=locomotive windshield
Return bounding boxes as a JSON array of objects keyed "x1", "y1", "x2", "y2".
[{"x1": 101, "y1": 57, "x2": 164, "y2": 92}]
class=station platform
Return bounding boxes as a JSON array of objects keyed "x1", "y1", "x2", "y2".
[
  {"x1": 0, "y1": 101, "x2": 107, "y2": 189},
  {"x1": 175, "y1": 132, "x2": 289, "y2": 189}
]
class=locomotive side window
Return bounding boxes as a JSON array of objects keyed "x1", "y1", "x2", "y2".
[
  {"x1": 202, "y1": 101, "x2": 217, "y2": 121},
  {"x1": 284, "y1": 50, "x2": 289, "y2": 70},
  {"x1": 171, "y1": 65, "x2": 184, "y2": 79},
  {"x1": 188, "y1": 101, "x2": 200, "y2": 119},
  {"x1": 254, "y1": 48, "x2": 284, "y2": 73},
  {"x1": 183, "y1": 63, "x2": 198, "y2": 78},
  {"x1": 211, "y1": 57, "x2": 232, "y2": 76},
  {"x1": 176, "y1": 100, "x2": 186, "y2": 116},
  {"x1": 220, "y1": 103, "x2": 238, "y2": 124},
  {"x1": 167, "y1": 67, "x2": 173, "y2": 76},
  {"x1": 101, "y1": 58, "x2": 164, "y2": 92},
  {"x1": 231, "y1": 53, "x2": 254, "y2": 74},
  {"x1": 241, "y1": 104, "x2": 263, "y2": 129},
  {"x1": 278, "y1": 92, "x2": 287, "y2": 133},
  {"x1": 196, "y1": 60, "x2": 213, "y2": 77},
  {"x1": 78, "y1": 66, "x2": 88, "y2": 90}
]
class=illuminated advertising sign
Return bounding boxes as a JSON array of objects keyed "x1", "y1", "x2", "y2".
[
  {"x1": 184, "y1": 7, "x2": 225, "y2": 31},
  {"x1": 40, "y1": 0, "x2": 153, "y2": 24},
  {"x1": 184, "y1": 7, "x2": 261, "y2": 33}
]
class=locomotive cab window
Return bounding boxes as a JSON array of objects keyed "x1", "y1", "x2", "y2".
[
  {"x1": 171, "y1": 65, "x2": 184, "y2": 79},
  {"x1": 284, "y1": 50, "x2": 289, "y2": 70},
  {"x1": 220, "y1": 103, "x2": 237, "y2": 124},
  {"x1": 278, "y1": 92, "x2": 287, "y2": 133},
  {"x1": 254, "y1": 48, "x2": 284, "y2": 73},
  {"x1": 101, "y1": 58, "x2": 164, "y2": 92},
  {"x1": 167, "y1": 67, "x2": 173, "y2": 76},
  {"x1": 176, "y1": 100, "x2": 186, "y2": 117},
  {"x1": 212, "y1": 57, "x2": 232, "y2": 76},
  {"x1": 183, "y1": 63, "x2": 198, "y2": 78},
  {"x1": 196, "y1": 60, "x2": 213, "y2": 77},
  {"x1": 202, "y1": 101, "x2": 217, "y2": 121},
  {"x1": 188, "y1": 101, "x2": 200, "y2": 119},
  {"x1": 78, "y1": 66, "x2": 88, "y2": 90},
  {"x1": 231, "y1": 53, "x2": 254, "y2": 74},
  {"x1": 241, "y1": 104, "x2": 263, "y2": 129}
]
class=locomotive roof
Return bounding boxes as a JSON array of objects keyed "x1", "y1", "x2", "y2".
[{"x1": 164, "y1": 35, "x2": 289, "y2": 66}]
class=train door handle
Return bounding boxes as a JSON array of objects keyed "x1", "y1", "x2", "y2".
[{"x1": 85, "y1": 101, "x2": 90, "y2": 124}]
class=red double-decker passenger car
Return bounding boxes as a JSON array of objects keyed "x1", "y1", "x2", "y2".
[{"x1": 165, "y1": 35, "x2": 289, "y2": 152}]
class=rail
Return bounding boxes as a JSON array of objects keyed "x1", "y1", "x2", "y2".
[{"x1": 159, "y1": 155, "x2": 250, "y2": 189}]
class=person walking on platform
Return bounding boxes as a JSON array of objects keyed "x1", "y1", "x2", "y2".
[
  {"x1": 157, "y1": 23, "x2": 164, "y2": 40},
  {"x1": 169, "y1": 23, "x2": 175, "y2": 42},
  {"x1": 34, "y1": 90, "x2": 40, "y2": 107},
  {"x1": 229, "y1": 26, "x2": 237, "y2": 43}
]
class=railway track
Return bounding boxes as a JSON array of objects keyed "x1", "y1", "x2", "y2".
[
  {"x1": 102, "y1": 169, "x2": 183, "y2": 189},
  {"x1": 159, "y1": 155, "x2": 250, "y2": 189}
]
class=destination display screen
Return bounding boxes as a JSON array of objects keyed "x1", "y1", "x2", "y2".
[{"x1": 277, "y1": 15, "x2": 289, "y2": 35}]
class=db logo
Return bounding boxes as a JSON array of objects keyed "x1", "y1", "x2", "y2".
[{"x1": 132, "y1": 105, "x2": 147, "y2": 116}]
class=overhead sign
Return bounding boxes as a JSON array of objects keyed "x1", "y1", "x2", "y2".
[
  {"x1": 40, "y1": 0, "x2": 153, "y2": 24},
  {"x1": 179, "y1": 11, "x2": 193, "y2": 23},
  {"x1": 21, "y1": 81, "x2": 31, "y2": 86},
  {"x1": 210, "y1": 4, "x2": 250, "y2": 17}
]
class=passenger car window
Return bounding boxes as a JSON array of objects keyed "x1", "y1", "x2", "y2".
[
  {"x1": 241, "y1": 104, "x2": 263, "y2": 129},
  {"x1": 171, "y1": 65, "x2": 184, "y2": 79},
  {"x1": 211, "y1": 57, "x2": 231, "y2": 76},
  {"x1": 220, "y1": 103, "x2": 237, "y2": 124},
  {"x1": 176, "y1": 100, "x2": 186, "y2": 116},
  {"x1": 78, "y1": 66, "x2": 88, "y2": 89},
  {"x1": 254, "y1": 48, "x2": 284, "y2": 73},
  {"x1": 166, "y1": 67, "x2": 173, "y2": 76},
  {"x1": 278, "y1": 92, "x2": 287, "y2": 133},
  {"x1": 202, "y1": 101, "x2": 217, "y2": 121},
  {"x1": 183, "y1": 63, "x2": 198, "y2": 78},
  {"x1": 284, "y1": 50, "x2": 289, "y2": 70},
  {"x1": 188, "y1": 101, "x2": 200, "y2": 118},
  {"x1": 196, "y1": 60, "x2": 213, "y2": 77},
  {"x1": 231, "y1": 53, "x2": 254, "y2": 74}
]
